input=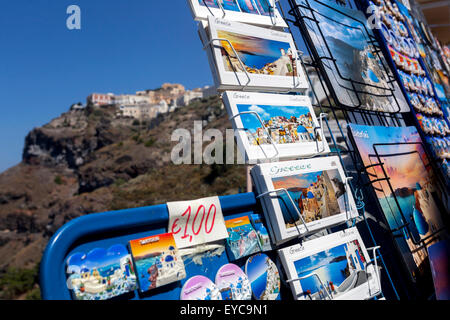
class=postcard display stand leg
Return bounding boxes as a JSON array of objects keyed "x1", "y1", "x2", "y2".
[{"x1": 286, "y1": 0, "x2": 449, "y2": 300}]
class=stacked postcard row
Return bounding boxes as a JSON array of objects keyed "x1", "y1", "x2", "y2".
[
  {"x1": 65, "y1": 212, "x2": 277, "y2": 301},
  {"x1": 198, "y1": 15, "x2": 309, "y2": 93},
  {"x1": 65, "y1": 226, "x2": 381, "y2": 300},
  {"x1": 251, "y1": 157, "x2": 359, "y2": 245},
  {"x1": 189, "y1": 0, "x2": 381, "y2": 301}
]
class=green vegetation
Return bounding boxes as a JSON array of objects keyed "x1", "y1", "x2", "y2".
[
  {"x1": 132, "y1": 134, "x2": 143, "y2": 144},
  {"x1": 0, "y1": 264, "x2": 41, "y2": 300},
  {"x1": 114, "y1": 178, "x2": 126, "y2": 187},
  {"x1": 109, "y1": 163, "x2": 247, "y2": 211},
  {"x1": 54, "y1": 175, "x2": 63, "y2": 185},
  {"x1": 144, "y1": 138, "x2": 156, "y2": 148}
]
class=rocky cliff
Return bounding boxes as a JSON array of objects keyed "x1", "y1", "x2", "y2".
[{"x1": 0, "y1": 95, "x2": 247, "y2": 299}]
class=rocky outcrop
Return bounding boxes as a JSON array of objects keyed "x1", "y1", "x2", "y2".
[
  {"x1": 22, "y1": 107, "x2": 132, "y2": 170},
  {"x1": 0, "y1": 93, "x2": 247, "y2": 303}
]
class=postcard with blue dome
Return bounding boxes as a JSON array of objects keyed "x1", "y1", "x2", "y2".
[
  {"x1": 66, "y1": 244, "x2": 137, "y2": 300},
  {"x1": 278, "y1": 227, "x2": 381, "y2": 300},
  {"x1": 225, "y1": 215, "x2": 261, "y2": 260},
  {"x1": 223, "y1": 91, "x2": 329, "y2": 163},
  {"x1": 251, "y1": 156, "x2": 358, "y2": 244},
  {"x1": 129, "y1": 233, "x2": 186, "y2": 292}
]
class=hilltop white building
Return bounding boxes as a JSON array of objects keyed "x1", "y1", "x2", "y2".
[
  {"x1": 118, "y1": 101, "x2": 169, "y2": 120},
  {"x1": 176, "y1": 86, "x2": 218, "y2": 107},
  {"x1": 114, "y1": 94, "x2": 152, "y2": 106}
]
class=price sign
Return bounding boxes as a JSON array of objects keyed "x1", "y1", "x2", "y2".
[{"x1": 167, "y1": 196, "x2": 228, "y2": 249}]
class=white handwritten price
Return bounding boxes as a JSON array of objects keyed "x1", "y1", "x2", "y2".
[{"x1": 167, "y1": 196, "x2": 228, "y2": 249}]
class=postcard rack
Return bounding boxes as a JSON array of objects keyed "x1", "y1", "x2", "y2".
[
  {"x1": 355, "y1": 0, "x2": 450, "y2": 191},
  {"x1": 280, "y1": 0, "x2": 437, "y2": 299},
  {"x1": 366, "y1": 141, "x2": 448, "y2": 246},
  {"x1": 287, "y1": 0, "x2": 403, "y2": 114}
]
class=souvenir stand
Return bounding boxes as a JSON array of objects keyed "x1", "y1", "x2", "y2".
[
  {"x1": 40, "y1": 0, "x2": 449, "y2": 301},
  {"x1": 286, "y1": 0, "x2": 449, "y2": 299}
]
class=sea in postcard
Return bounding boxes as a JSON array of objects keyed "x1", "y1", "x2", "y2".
[
  {"x1": 295, "y1": 258, "x2": 348, "y2": 295},
  {"x1": 135, "y1": 256, "x2": 158, "y2": 291},
  {"x1": 251, "y1": 272, "x2": 268, "y2": 299},
  {"x1": 217, "y1": 30, "x2": 292, "y2": 72}
]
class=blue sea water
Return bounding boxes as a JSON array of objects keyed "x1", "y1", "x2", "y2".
[
  {"x1": 379, "y1": 194, "x2": 422, "y2": 262},
  {"x1": 97, "y1": 263, "x2": 121, "y2": 277},
  {"x1": 297, "y1": 260, "x2": 348, "y2": 295},
  {"x1": 251, "y1": 272, "x2": 267, "y2": 299},
  {"x1": 239, "y1": 53, "x2": 279, "y2": 70},
  {"x1": 135, "y1": 257, "x2": 159, "y2": 291},
  {"x1": 379, "y1": 194, "x2": 417, "y2": 232}
]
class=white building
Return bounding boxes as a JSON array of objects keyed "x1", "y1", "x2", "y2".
[
  {"x1": 119, "y1": 101, "x2": 168, "y2": 120},
  {"x1": 114, "y1": 94, "x2": 152, "y2": 106},
  {"x1": 175, "y1": 86, "x2": 218, "y2": 107}
]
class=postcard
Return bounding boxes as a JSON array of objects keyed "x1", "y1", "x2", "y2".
[
  {"x1": 295, "y1": 0, "x2": 409, "y2": 112},
  {"x1": 348, "y1": 123, "x2": 448, "y2": 279},
  {"x1": 180, "y1": 275, "x2": 222, "y2": 300},
  {"x1": 188, "y1": 0, "x2": 288, "y2": 28},
  {"x1": 200, "y1": 16, "x2": 308, "y2": 92},
  {"x1": 251, "y1": 156, "x2": 358, "y2": 244},
  {"x1": 225, "y1": 215, "x2": 261, "y2": 260},
  {"x1": 129, "y1": 233, "x2": 186, "y2": 292},
  {"x1": 223, "y1": 91, "x2": 329, "y2": 163},
  {"x1": 278, "y1": 227, "x2": 381, "y2": 300},
  {"x1": 245, "y1": 253, "x2": 280, "y2": 300},
  {"x1": 66, "y1": 244, "x2": 137, "y2": 300},
  {"x1": 215, "y1": 263, "x2": 252, "y2": 300}
]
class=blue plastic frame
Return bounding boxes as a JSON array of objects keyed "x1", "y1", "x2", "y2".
[{"x1": 40, "y1": 193, "x2": 257, "y2": 300}]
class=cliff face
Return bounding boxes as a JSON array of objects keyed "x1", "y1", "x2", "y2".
[{"x1": 0, "y1": 95, "x2": 247, "y2": 298}]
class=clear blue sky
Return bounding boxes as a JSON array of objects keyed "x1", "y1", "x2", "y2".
[{"x1": 0, "y1": 0, "x2": 303, "y2": 173}]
